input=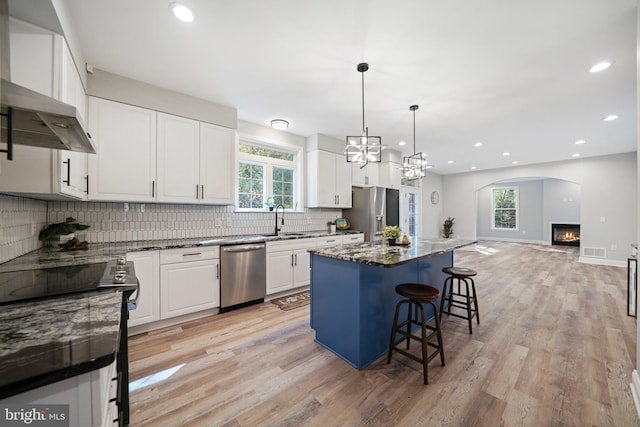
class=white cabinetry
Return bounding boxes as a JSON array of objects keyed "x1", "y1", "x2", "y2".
[
  {"x1": 156, "y1": 114, "x2": 235, "y2": 204},
  {"x1": 316, "y1": 233, "x2": 364, "y2": 248},
  {"x1": 199, "y1": 122, "x2": 235, "y2": 204},
  {"x1": 307, "y1": 150, "x2": 351, "y2": 208},
  {"x1": 378, "y1": 162, "x2": 402, "y2": 189},
  {"x1": 0, "y1": 360, "x2": 118, "y2": 427},
  {"x1": 88, "y1": 97, "x2": 157, "y2": 202},
  {"x1": 352, "y1": 163, "x2": 378, "y2": 187},
  {"x1": 159, "y1": 246, "x2": 220, "y2": 319},
  {"x1": 342, "y1": 233, "x2": 365, "y2": 244},
  {"x1": 126, "y1": 250, "x2": 160, "y2": 327},
  {"x1": 0, "y1": 20, "x2": 88, "y2": 200},
  {"x1": 266, "y1": 238, "x2": 314, "y2": 295}
]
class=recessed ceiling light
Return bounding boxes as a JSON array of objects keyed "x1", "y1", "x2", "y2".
[
  {"x1": 502, "y1": 152, "x2": 510, "y2": 156},
  {"x1": 170, "y1": 2, "x2": 196, "y2": 22},
  {"x1": 270, "y1": 119, "x2": 289, "y2": 130},
  {"x1": 589, "y1": 61, "x2": 612, "y2": 73},
  {"x1": 602, "y1": 114, "x2": 619, "y2": 121},
  {"x1": 474, "y1": 142, "x2": 483, "y2": 147},
  {"x1": 398, "y1": 140, "x2": 406, "y2": 146},
  {"x1": 471, "y1": 166, "x2": 477, "y2": 170},
  {"x1": 447, "y1": 160, "x2": 454, "y2": 164},
  {"x1": 575, "y1": 139, "x2": 586, "y2": 145},
  {"x1": 572, "y1": 153, "x2": 581, "y2": 157},
  {"x1": 512, "y1": 161, "x2": 519, "y2": 165}
]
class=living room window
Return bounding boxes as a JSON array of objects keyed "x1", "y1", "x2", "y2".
[
  {"x1": 237, "y1": 141, "x2": 299, "y2": 211},
  {"x1": 492, "y1": 187, "x2": 518, "y2": 230}
]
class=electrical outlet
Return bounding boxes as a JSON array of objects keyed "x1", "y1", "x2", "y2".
[
  {"x1": 31, "y1": 223, "x2": 36, "y2": 236},
  {"x1": 611, "y1": 244, "x2": 617, "y2": 251},
  {"x1": 599, "y1": 216, "x2": 606, "y2": 222},
  {"x1": 123, "y1": 202, "x2": 129, "y2": 212},
  {"x1": 140, "y1": 204, "x2": 145, "y2": 213}
]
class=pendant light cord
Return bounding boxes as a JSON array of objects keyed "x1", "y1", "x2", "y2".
[{"x1": 361, "y1": 69, "x2": 365, "y2": 134}]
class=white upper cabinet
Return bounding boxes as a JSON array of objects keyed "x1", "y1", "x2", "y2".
[
  {"x1": 156, "y1": 113, "x2": 200, "y2": 203},
  {"x1": 88, "y1": 97, "x2": 157, "y2": 202},
  {"x1": 352, "y1": 162, "x2": 379, "y2": 187},
  {"x1": 378, "y1": 161, "x2": 402, "y2": 189},
  {"x1": 199, "y1": 122, "x2": 235, "y2": 205},
  {"x1": 307, "y1": 150, "x2": 352, "y2": 208},
  {"x1": 156, "y1": 114, "x2": 235, "y2": 204},
  {"x1": 0, "y1": 20, "x2": 87, "y2": 200}
]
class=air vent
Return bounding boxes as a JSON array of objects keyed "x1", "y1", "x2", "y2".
[{"x1": 582, "y1": 247, "x2": 606, "y2": 258}]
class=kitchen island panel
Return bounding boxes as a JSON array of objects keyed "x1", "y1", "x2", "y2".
[{"x1": 311, "y1": 250, "x2": 453, "y2": 369}]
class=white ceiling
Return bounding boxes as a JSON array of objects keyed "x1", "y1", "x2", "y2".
[{"x1": 58, "y1": 0, "x2": 637, "y2": 174}]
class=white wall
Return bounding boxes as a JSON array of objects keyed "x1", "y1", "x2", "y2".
[
  {"x1": 419, "y1": 171, "x2": 443, "y2": 238},
  {"x1": 542, "y1": 179, "x2": 581, "y2": 242},
  {"x1": 441, "y1": 152, "x2": 637, "y2": 263}
]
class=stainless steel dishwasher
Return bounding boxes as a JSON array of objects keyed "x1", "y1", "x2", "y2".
[{"x1": 220, "y1": 243, "x2": 266, "y2": 312}]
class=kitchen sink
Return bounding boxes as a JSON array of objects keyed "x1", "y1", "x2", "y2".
[{"x1": 260, "y1": 232, "x2": 306, "y2": 237}]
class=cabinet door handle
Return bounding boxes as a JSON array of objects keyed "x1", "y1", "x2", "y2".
[
  {"x1": 196, "y1": 184, "x2": 199, "y2": 199},
  {"x1": 291, "y1": 254, "x2": 294, "y2": 267},
  {"x1": 216, "y1": 263, "x2": 219, "y2": 279},
  {"x1": 84, "y1": 176, "x2": 89, "y2": 194},
  {"x1": 152, "y1": 180, "x2": 155, "y2": 197},
  {"x1": 294, "y1": 254, "x2": 297, "y2": 266},
  {"x1": 63, "y1": 158, "x2": 71, "y2": 186},
  {"x1": 201, "y1": 185, "x2": 204, "y2": 199},
  {"x1": 182, "y1": 252, "x2": 202, "y2": 257}
]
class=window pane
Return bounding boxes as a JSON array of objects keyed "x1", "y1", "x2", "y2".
[
  {"x1": 238, "y1": 162, "x2": 264, "y2": 209},
  {"x1": 492, "y1": 187, "x2": 517, "y2": 229},
  {"x1": 240, "y1": 143, "x2": 294, "y2": 161},
  {"x1": 272, "y1": 166, "x2": 294, "y2": 209}
]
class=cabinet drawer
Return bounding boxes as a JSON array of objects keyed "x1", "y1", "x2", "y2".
[
  {"x1": 316, "y1": 236, "x2": 342, "y2": 248},
  {"x1": 343, "y1": 234, "x2": 364, "y2": 244},
  {"x1": 267, "y1": 237, "x2": 315, "y2": 253},
  {"x1": 160, "y1": 246, "x2": 219, "y2": 264}
]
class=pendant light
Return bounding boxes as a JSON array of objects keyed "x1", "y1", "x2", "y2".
[
  {"x1": 345, "y1": 63, "x2": 385, "y2": 168},
  {"x1": 401, "y1": 105, "x2": 431, "y2": 180}
]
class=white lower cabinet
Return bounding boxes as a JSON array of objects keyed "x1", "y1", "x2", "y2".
[
  {"x1": 126, "y1": 250, "x2": 160, "y2": 327},
  {"x1": 316, "y1": 233, "x2": 365, "y2": 248},
  {"x1": 159, "y1": 247, "x2": 220, "y2": 319},
  {"x1": 342, "y1": 233, "x2": 365, "y2": 244},
  {"x1": 0, "y1": 360, "x2": 118, "y2": 427},
  {"x1": 266, "y1": 238, "x2": 314, "y2": 295}
]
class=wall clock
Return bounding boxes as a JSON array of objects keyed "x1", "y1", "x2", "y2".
[{"x1": 430, "y1": 191, "x2": 439, "y2": 204}]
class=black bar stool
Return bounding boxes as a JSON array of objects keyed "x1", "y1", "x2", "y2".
[
  {"x1": 387, "y1": 283, "x2": 445, "y2": 385},
  {"x1": 439, "y1": 266, "x2": 479, "y2": 334}
]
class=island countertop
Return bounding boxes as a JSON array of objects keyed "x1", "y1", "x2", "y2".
[{"x1": 308, "y1": 238, "x2": 476, "y2": 267}]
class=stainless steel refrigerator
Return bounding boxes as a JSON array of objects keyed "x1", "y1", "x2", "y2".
[{"x1": 343, "y1": 187, "x2": 400, "y2": 241}]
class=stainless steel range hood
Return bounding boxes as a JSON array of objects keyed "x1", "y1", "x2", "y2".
[
  {"x1": 1, "y1": 79, "x2": 96, "y2": 155},
  {"x1": 0, "y1": 0, "x2": 95, "y2": 159}
]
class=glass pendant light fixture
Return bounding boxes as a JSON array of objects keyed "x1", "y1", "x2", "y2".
[
  {"x1": 401, "y1": 105, "x2": 431, "y2": 181},
  {"x1": 345, "y1": 63, "x2": 385, "y2": 168}
]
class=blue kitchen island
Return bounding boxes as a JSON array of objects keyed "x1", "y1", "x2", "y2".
[{"x1": 309, "y1": 238, "x2": 476, "y2": 370}]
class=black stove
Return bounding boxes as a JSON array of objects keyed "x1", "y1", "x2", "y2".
[{"x1": 0, "y1": 257, "x2": 138, "y2": 306}]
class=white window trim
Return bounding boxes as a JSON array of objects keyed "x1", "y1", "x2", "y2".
[
  {"x1": 235, "y1": 134, "x2": 304, "y2": 212},
  {"x1": 491, "y1": 186, "x2": 519, "y2": 231}
]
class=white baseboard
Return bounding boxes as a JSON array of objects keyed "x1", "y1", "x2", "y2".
[
  {"x1": 476, "y1": 236, "x2": 548, "y2": 245},
  {"x1": 578, "y1": 256, "x2": 626, "y2": 268},
  {"x1": 632, "y1": 370, "x2": 640, "y2": 419}
]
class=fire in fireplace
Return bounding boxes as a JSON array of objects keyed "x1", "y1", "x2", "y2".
[{"x1": 551, "y1": 223, "x2": 580, "y2": 246}]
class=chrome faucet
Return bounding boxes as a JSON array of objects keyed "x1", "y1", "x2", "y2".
[{"x1": 274, "y1": 204, "x2": 285, "y2": 235}]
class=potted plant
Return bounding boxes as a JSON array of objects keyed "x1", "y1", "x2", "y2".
[
  {"x1": 265, "y1": 196, "x2": 275, "y2": 211},
  {"x1": 327, "y1": 220, "x2": 336, "y2": 233},
  {"x1": 382, "y1": 225, "x2": 401, "y2": 245},
  {"x1": 39, "y1": 217, "x2": 90, "y2": 247},
  {"x1": 442, "y1": 217, "x2": 455, "y2": 238}
]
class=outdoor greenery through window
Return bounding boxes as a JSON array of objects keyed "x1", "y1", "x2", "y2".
[
  {"x1": 492, "y1": 187, "x2": 518, "y2": 229},
  {"x1": 238, "y1": 142, "x2": 297, "y2": 210}
]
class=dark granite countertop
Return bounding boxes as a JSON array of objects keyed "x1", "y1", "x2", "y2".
[
  {"x1": 0, "y1": 230, "x2": 363, "y2": 273},
  {"x1": 308, "y1": 238, "x2": 476, "y2": 267},
  {"x1": 0, "y1": 290, "x2": 124, "y2": 399}
]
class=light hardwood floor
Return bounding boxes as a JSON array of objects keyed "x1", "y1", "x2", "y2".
[{"x1": 128, "y1": 241, "x2": 639, "y2": 426}]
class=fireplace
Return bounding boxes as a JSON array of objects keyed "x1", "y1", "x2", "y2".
[{"x1": 551, "y1": 223, "x2": 580, "y2": 246}]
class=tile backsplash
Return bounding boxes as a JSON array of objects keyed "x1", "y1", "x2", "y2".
[
  {"x1": 0, "y1": 195, "x2": 341, "y2": 263},
  {"x1": 0, "y1": 195, "x2": 48, "y2": 263}
]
